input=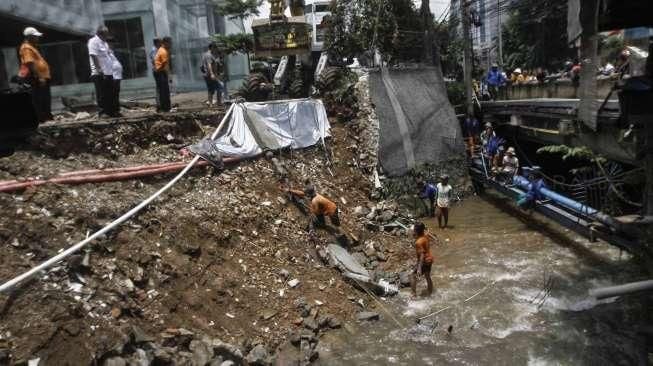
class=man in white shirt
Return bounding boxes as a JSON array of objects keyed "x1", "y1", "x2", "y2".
[
  {"x1": 436, "y1": 174, "x2": 453, "y2": 229},
  {"x1": 107, "y1": 37, "x2": 123, "y2": 117},
  {"x1": 501, "y1": 147, "x2": 520, "y2": 182},
  {"x1": 88, "y1": 26, "x2": 116, "y2": 117}
]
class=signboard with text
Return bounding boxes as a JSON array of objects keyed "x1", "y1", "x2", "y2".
[{"x1": 252, "y1": 17, "x2": 312, "y2": 57}]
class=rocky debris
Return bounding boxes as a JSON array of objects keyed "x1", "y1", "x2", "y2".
[
  {"x1": 380, "y1": 159, "x2": 474, "y2": 209},
  {"x1": 245, "y1": 344, "x2": 270, "y2": 366},
  {"x1": 356, "y1": 311, "x2": 380, "y2": 321},
  {"x1": 0, "y1": 88, "x2": 424, "y2": 364},
  {"x1": 399, "y1": 271, "x2": 412, "y2": 287}
]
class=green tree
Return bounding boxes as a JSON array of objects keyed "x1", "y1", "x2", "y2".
[
  {"x1": 214, "y1": 0, "x2": 263, "y2": 20},
  {"x1": 212, "y1": 33, "x2": 255, "y2": 55},
  {"x1": 324, "y1": 0, "x2": 424, "y2": 63},
  {"x1": 501, "y1": 0, "x2": 573, "y2": 72},
  {"x1": 434, "y1": 19, "x2": 464, "y2": 79}
]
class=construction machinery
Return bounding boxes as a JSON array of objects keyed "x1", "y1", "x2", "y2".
[{"x1": 249, "y1": 0, "x2": 330, "y2": 99}]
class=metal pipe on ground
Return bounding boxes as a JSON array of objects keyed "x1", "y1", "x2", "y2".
[{"x1": 589, "y1": 279, "x2": 653, "y2": 300}]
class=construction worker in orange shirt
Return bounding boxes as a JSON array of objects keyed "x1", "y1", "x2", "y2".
[{"x1": 285, "y1": 181, "x2": 341, "y2": 234}]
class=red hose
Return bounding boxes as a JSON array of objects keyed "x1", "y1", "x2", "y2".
[{"x1": 0, "y1": 157, "x2": 239, "y2": 193}]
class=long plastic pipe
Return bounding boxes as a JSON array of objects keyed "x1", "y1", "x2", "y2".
[
  {"x1": 0, "y1": 104, "x2": 235, "y2": 293},
  {"x1": 513, "y1": 175, "x2": 617, "y2": 228},
  {"x1": 589, "y1": 279, "x2": 653, "y2": 300},
  {"x1": 0, "y1": 158, "x2": 241, "y2": 193}
]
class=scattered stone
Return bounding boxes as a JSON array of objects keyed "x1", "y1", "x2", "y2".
[
  {"x1": 356, "y1": 312, "x2": 380, "y2": 321},
  {"x1": 190, "y1": 340, "x2": 214, "y2": 366},
  {"x1": 399, "y1": 271, "x2": 411, "y2": 287},
  {"x1": 287, "y1": 279, "x2": 300, "y2": 288},
  {"x1": 208, "y1": 339, "x2": 243, "y2": 362},
  {"x1": 130, "y1": 325, "x2": 154, "y2": 343},
  {"x1": 327, "y1": 317, "x2": 342, "y2": 329},
  {"x1": 303, "y1": 317, "x2": 318, "y2": 331},
  {"x1": 103, "y1": 357, "x2": 126, "y2": 366},
  {"x1": 261, "y1": 309, "x2": 278, "y2": 321},
  {"x1": 279, "y1": 269, "x2": 290, "y2": 279},
  {"x1": 245, "y1": 344, "x2": 270, "y2": 366},
  {"x1": 353, "y1": 206, "x2": 368, "y2": 217}
]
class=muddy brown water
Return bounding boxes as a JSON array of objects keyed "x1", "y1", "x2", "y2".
[{"x1": 318, "y1": 194, "x2": 651, "y2": 365}]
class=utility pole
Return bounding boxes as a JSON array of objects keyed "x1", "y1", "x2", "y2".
[
  {"x1": 461, "y1": 0, "x2": 474, "y2": 115},
  {"x1": 497, "y1": 0, "x2": 503, "y2": 66}
]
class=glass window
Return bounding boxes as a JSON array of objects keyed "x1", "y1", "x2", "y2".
[
  {"x1": 315, "y1": 4, "x2": 330, "y2": 13},
  {"x1": 106, "y1": 18, "x2": 147, "y2": 79},
  {"x1": 304, "y1": 5, "x2": 313, "y2": 13},
  {"x1": 39, "y1": 41, "x2": 90, "y2": 86}
]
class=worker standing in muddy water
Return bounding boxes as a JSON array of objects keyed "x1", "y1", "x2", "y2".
[
  {"x1": 411, "y1": 221, "x2": 434, "y2": 297},
  {"x1": 417, "y1": 180, "x2": 437, "y2": 217},
  {"x1": 285, "y1": 182, "x2": 341, "y2": 235},
  {"x1": 436, "y1": 175, "x2": 453, "y2": 229}
]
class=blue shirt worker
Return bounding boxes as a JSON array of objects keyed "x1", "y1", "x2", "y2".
[
  {"x1": 418, "y1": 181, "x2": 438, "y2": 217},
  {"x1": 485, "y1": 63, "x2": 506, "y2": 100}
]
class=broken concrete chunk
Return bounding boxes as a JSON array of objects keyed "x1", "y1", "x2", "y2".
[
  {"x1": 190, "y1": 340, "x2": 214, "y2": 366},
  {"x1": 356, "y1": 311, "x2": 380, "y2": 321},
  {"x1": 130, "y1": 325, "x2": 154, "y2": 343},
  {"x1": 102, "y1": 357, "x2": 125, "y2": 366},
  {"x1": 287, "y1": 279, "x2": 300, "y2": 288},
  {"x1": 245, "y1": 344, "x2": 270, "y2": 366},
  {"x1": 261, "y1": 309, "x2": 278, "y2": 320},
  {"x1": 208, "y1": 339, "x2": 243, "y2": 362}
]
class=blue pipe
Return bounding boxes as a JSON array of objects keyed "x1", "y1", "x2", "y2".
[{"x1": 513, "y1": 175, "x2": 617, "y2": 228}]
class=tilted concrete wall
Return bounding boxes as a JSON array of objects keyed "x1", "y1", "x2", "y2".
[{"x1": 369, "y1": 66, "x2": 464, "y2": 177}]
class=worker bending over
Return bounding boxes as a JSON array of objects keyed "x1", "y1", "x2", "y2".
[
  {"x1": 411, "y1": 222, "x2": 434, "y2": 297},
  {"x1": 286, "y1": 182, "x2": 341, "y2": 233}
]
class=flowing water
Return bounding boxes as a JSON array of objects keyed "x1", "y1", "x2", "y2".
[{"x1": 318, "y1": 194, "x2": 651, "y2": 365}]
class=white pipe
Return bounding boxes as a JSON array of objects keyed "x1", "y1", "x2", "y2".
[
  {"x1": 589, "y1": 279, "x2": 653, "y2": 300},
  {"x1": 0, "y1": 104, "x2": 236, "y2": 293}
]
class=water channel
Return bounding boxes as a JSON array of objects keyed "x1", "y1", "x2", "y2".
[{"x1": 319, "y1": 194, "x2": 651, "y2": 365}]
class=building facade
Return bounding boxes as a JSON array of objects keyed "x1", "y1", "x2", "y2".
[
  {"x1": 0, "y1": 0, "x2": 248, "y2": 106},
  {"x1": 450, "y1": 0, "x2": 510, "y2": 72}
]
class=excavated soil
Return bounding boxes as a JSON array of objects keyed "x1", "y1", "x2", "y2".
[{"x1": 0, "y1": 109, "x2": 417, "y2": 364}]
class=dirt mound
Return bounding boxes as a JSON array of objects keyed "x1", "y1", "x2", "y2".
[{"x1": 0, "y1": 109, "x2": 417, "y2": 364}]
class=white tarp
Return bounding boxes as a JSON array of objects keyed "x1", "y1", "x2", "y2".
[{"x1": 213, "y1": 98, "x2": 331, "y2": 157}]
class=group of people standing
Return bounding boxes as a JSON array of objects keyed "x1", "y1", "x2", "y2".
[{"x1": 17, "y1": 24, "x2": 176, "y2": 122}]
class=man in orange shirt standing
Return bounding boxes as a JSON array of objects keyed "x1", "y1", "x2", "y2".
[
  {"x1": 286, "y1": 181, "x2": 341, "y2": 234},
  {"x1": 410, "y1": 222, "x2": 434, "y2": 297},
  {"x1": 19, "y1": 27, "x2": 52, "y2": 123},
  {"x1": 154, "y1": 36, "x2": 172, "y2": 112}
]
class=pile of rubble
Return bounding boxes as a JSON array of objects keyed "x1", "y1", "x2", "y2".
[
  {"x1": 0, "y1": 113, "x2": 417, "y2": 364},
  {"x1": 342, "y1": 73, "x2": 380, "y2": 181}
]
